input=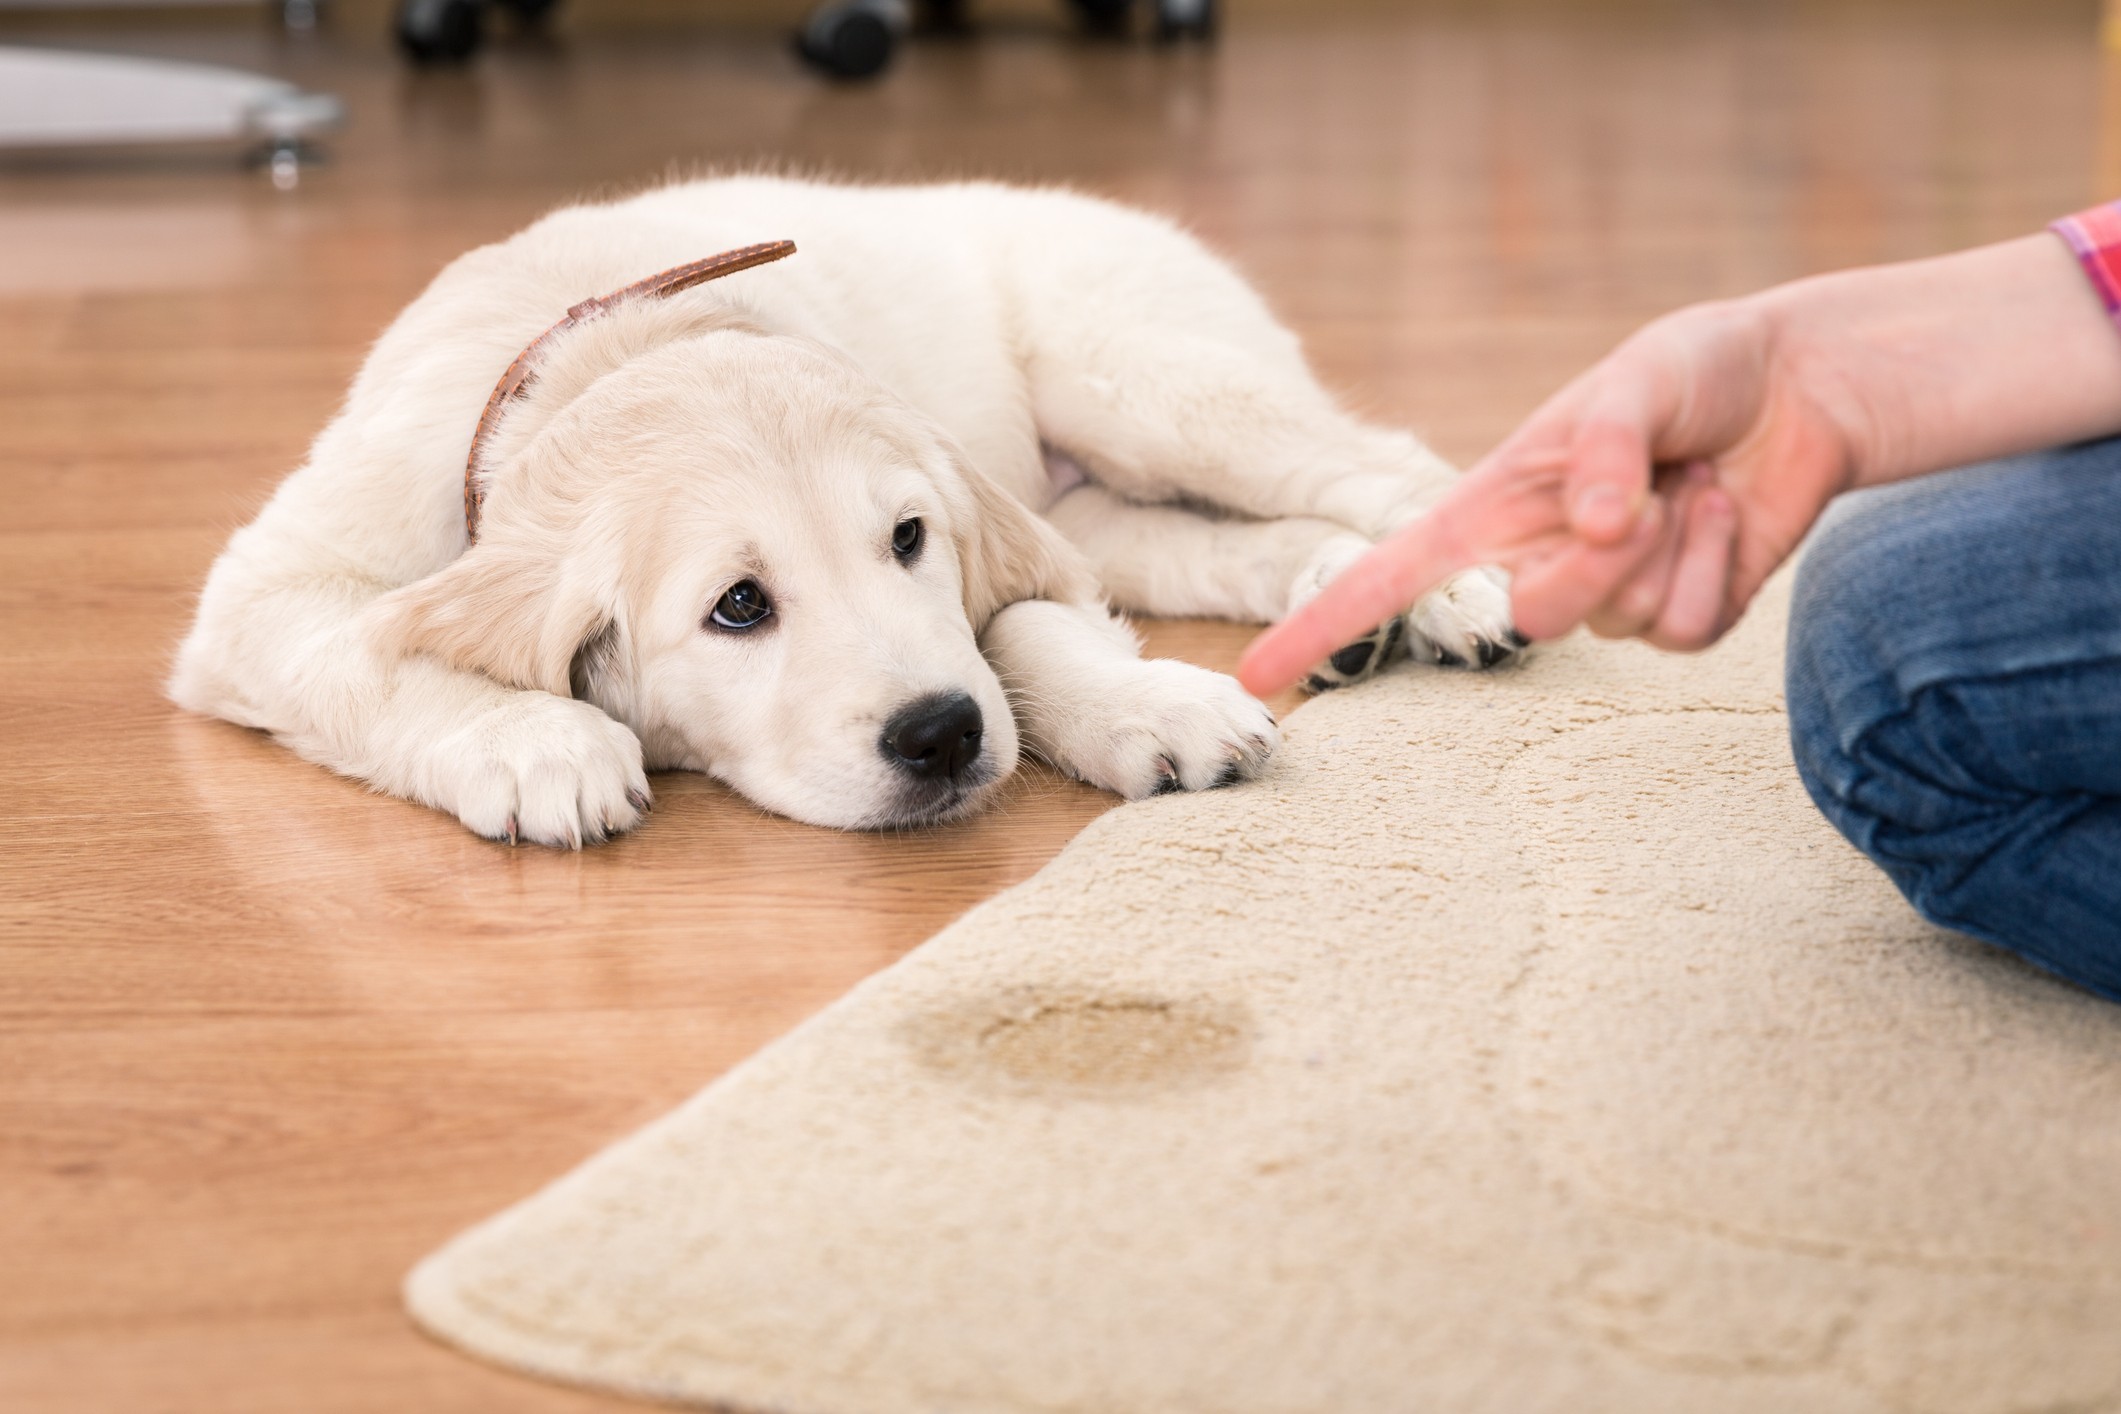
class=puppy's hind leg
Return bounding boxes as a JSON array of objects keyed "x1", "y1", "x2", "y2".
[
  {"x1": 1030, "y1": 325, "x2": 1445, "y2": 535},
  {"x1": 1045, "y1": 483, "x2": 1342, "y2": 620},
  {"x1": 1025, "y1": 329, "x2": 1523, "y2": 681}
]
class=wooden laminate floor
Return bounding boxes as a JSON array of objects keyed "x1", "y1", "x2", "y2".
[{"x1": 0, "y1": 3, "x2": 2108, "y2": 1409}]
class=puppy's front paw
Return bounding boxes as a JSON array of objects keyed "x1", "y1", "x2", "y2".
[
  {"x1": 1057, "y1": 660, "x2": 1279, "y2": 800},
  {"x1": 1289, "y1": 532, "x2": 1401, "y2": 694},
  {"x1": 422, "y1": 694, "x2": 651, "y2": 848},
  {"x1": 1405, "y1": 567, "x2": 1526, "y2": 670}
]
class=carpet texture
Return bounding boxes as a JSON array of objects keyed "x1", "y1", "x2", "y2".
[{"x1": 407, "y1": 577, "x2": 2121, "y2": 1414}]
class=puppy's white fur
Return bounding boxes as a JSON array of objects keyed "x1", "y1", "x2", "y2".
[{"x1": 173, "y1": 176, "x2": 1513, "y2": 846}]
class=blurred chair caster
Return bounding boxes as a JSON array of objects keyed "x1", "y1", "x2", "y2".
[
  {"x1": 394, "y1": 0, "x2": 1202, "y2": 72},
  {"x1": 1066, "y1": 0, "x2": 1216, "y2": 41},
  {"x1": 1152, "y1": 0, "x2": 1216, "y2": 42},
  {"x1": 1066, "y1": 0, "x2": 1132, "y2": 35},
  {"x1": 797, "y1": 0, "x2": 910, "y2": 79},
  {"x1": 395, "y1": 0, "x2": 558, "y2": 65},
  {"x1": 396, "y1": 0, "x2": 482, "y2": 63},
  {"x1": 910, "y1": 0, "x2": 969, "y2": 33}
]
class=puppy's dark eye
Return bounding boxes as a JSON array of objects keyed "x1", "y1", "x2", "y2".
[
  {"x1": 707, "y1": 579, "x2": 772, "y2": 632},
  {"x1": 892, "y1": 516, "x2": 924, "y2": 562}
]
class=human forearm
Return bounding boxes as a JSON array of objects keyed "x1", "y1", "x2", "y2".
[{"x1": 1765, "y1": 233, "x2": 2121, "y2": 488}]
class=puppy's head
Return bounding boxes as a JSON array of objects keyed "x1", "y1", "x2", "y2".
[{"x1": 373, "y1": 319, "x2": 1095, "y2": 829}]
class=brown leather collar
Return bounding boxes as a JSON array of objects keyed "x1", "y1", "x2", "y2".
[{"x1": 462, "y1": 239, "x2": 797, "y2": 545}]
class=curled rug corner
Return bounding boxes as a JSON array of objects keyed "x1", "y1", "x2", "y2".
[{"x1": 407, "y1": 577, "x2": 2121, "y2": 1414}]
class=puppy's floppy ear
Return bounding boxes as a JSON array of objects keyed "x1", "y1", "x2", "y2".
[
  {"x1": 367, "y1": 540, "x2": 617, "y2": 700},
  {"x1": 946, "y1": 451, "x2": 1102, "y2": 628}
]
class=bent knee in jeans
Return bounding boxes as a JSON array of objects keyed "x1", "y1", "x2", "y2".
[{"x1": 1785, "y1": 442, "x2": 2121, "y2": 1002}]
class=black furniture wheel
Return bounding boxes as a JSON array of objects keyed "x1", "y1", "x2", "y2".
[
  {"x1": 1154, "y1": 0, "x2": 1216, "y2": 42},
  {"x1": 798, "y1": 1, "x2": 901, "y2": 79},
  {"x1": 396, "y1": 0, "x2": 484, "y2": 62},
  {"x1": 912, "y1": 0, "x2": 969, "y2": 33},
  {"x1": 1066, "y1": 0, "x2": 1133, "y2": 34}
]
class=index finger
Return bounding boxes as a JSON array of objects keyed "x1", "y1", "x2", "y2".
[
  {"x1": 1237, "y1": 445, "x2": 1580, "y2": 697},
  {"x1": 1237, "y1": 512, "x2": 1473, "y2": 697}
]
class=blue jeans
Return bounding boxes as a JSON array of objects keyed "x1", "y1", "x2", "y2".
[{"x1": 1786, "y1": 440, "x2": 2121, "y2": 1003}]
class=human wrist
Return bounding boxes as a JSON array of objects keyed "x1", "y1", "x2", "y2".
[
  {"x1": 1746, "y1": 274, "x2": 1879, "y2": 491},
  {"x1": 1760, "y1": 236, "x2": 2121, "y2": 489}
]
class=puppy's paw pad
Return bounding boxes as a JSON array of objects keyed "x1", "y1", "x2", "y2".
[
  {"x1": 1301, "y1": 616, "x2": 1405, "y2": 694},
  {"x1": 1406, "y1": 567, "x2": 1523, "y2": 672},
  {"x1": 427, "y1": 695, "x2": 650, "y2": 849}
]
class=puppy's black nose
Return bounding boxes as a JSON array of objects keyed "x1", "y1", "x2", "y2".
[{"x1": 880, "y1": 692, "x2": 984, "y2": 780}]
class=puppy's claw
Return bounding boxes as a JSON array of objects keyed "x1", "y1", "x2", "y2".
[
  {"x1": 1153, "y1": 757, "x2": 1182, "y2": 795},
  {"x1": 626, "y1": 786, "x2": 653, "y2": 813},
  {"x1": 1406, "y1": 567, "x2": 1520, "y2": 673},
  {"x1": 439, "y1": 694, "x2": 648, "y2": 849}
]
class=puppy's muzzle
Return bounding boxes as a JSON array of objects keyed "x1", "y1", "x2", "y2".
[{"x1": 880, "y1": 692, "x2": 985, "y2": 782}]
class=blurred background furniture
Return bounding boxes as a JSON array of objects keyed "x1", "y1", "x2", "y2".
[
  {"x1": 0, "y1": 44, "x2": 341, "y2": 178},
  {"x1": 396, "y1": 0, "x2": 1216, "y2": 76}
]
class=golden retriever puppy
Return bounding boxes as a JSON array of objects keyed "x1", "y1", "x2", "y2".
[{"x1": 172, "y1": 176, "x2": 1516, "y2": 846}]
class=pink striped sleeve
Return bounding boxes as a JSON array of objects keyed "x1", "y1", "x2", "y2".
[{"x1": 2051, "y1": 200, "x2": 2121, "y2": 325}]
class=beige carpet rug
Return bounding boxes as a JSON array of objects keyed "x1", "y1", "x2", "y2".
[{"x1": 407, "y1": 575, "x2": 2121, "y2": 1414}]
